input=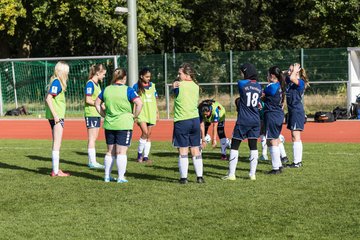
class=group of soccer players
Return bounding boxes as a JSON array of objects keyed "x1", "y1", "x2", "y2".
[{"x1": 45, "y1": 61, "x2": 308, "y2": 184}]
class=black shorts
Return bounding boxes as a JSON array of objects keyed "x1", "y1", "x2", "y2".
[
  {"x1": 105, "y1": 129, "x2": 133, "y2": 146},
  {"x1": 85, "y1": 117, "x2": 101, "y2": 128},
  {"x1": 173, "y1": 118, "x2": 201, "y2": 148},
  {"x1": 48, "y1": 119, "x2": 64, "y2": 129}
]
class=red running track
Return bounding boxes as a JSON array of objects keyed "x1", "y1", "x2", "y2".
[{"x1": 0, "y1": 119, "x2": 360, "y2": 143}]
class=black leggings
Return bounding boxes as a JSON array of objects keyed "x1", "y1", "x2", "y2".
[{"x1": 230, "y1": 138, "x2": 257, "y2": 150}]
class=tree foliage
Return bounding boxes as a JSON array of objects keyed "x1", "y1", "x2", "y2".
[{"x1": 0, "y1": 0, "x2": 358, "y2": 58}]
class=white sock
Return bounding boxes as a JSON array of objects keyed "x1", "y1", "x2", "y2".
[
  {"x1": 228, "y1": 149, "x2": 239, "y2": 177},
  {"x1": 260, "y1": 135, "x2": 267, "y2": 157},
  {"x1": 88, "y1": 148, "x2": 96, "y2": 164},
  {"x1": 249, "y1": 150, "x2": 258, "y2": 177},
  {"x1": 138, "y1": 138, "x2": 147, "y2": 155},
  {"x1": 144, "y1": 141, "x2": 151, "y2": 158},
  {"x1": 270, "y1": 146, "x2": 281, "y2": 170},
  {"x1": 279, "y1": 142, "x2": 287, "y2": 158},
  {"x1": 192, "y1": 155, "x2": 203, "y2": 177},
  {"x1": 104, "y1": 155, "x2": 113, "y2": 179},
  {"x1": 116, "y1": 155, "x2": 127, "y2": 180},
  {"x1": 178, "y1": 155, "x2": 189, "y2": 179},
  {"x1": 52, "y1": 150, "x2": 60, "y2": 174},
  {"x1": 293, "y1": 141, "x2": 303, "y2": 164},
  {"x1": 220, "y1": 138, "x2": 227, "y2": 155}
]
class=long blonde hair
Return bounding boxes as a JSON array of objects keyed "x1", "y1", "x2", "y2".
[
  {"x1": 300, "y1": 68, "x2": 310, "y2": 89},
  {"x1": 88, "y1": 63, "x2": 105, "y2": 80},
  {"x1": 111, "y1": 68, "x2": 127, "y2": 84},
  {"x1": 49, "y1": 61, "x2": 70, "y2": 91}
]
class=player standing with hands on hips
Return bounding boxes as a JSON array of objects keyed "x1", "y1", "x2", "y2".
[
  {"x1": 133, "y1": 67, "x2": 159, "y2": 164},
  {"x1": 172, "y1": 63, "x2": 204, "y2": 184},
  {"x1": 222, "y1": 63, "x2": 262, "y2": 181},
  {"x1": 84, "y1": 64, "x2": 106, "y2": 169},
  {"x1": 95, "y1": 68, "x2": 142, "y2": 183},
  {"x1": 285, "y1": 63, "x2": 309, "y2": 168},
  {"x1": 45, "y1": 61, "x2": 71, "y2": 177}
]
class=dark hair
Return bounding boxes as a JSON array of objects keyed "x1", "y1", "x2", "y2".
[
  {"x1": 111, "y1": 68, "x2": 127, "y2": 84},
  {"x1": 198, "y1": 99, "x2": 215, "y2": 114},
  {"x1": 268, "y1": 66, "x2": 285, "y2": 104},
  {"x1": 240, "y1": 63, "x2": 257, "y2": 81},
  {"x1": 137, "y1": 67, "x2": 151, "y2": 96},
  {"x1": 88, "y1": 63, "x2": 105, "y2": 79},
  {"x1": 179, "y1": 63, "x2": 199, "y2": 85}
]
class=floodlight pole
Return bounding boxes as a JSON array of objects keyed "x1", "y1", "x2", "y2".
[{"x1": 127, "y1": 0, "x2": 138, "y2": 87}]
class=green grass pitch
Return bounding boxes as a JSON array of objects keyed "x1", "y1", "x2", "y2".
[{"x1": 0, "y1": 139, "x2": 359, "y2": 239}]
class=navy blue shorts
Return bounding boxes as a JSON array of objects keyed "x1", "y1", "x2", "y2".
[
  {"x1": 173, "y1": 118, "x2": 201, "y2": 148},
  {"x1": 105, "y1": 129, "x2": 133, "y2": 146},
  {"x1": 264, "y1": 112, "x2": 284, "y2": 139},
  {"x1": 48, "y1": 119, "x2": 64, "y2": 129},
  {"x1": 85, "y1": 117, "x2": 101, "y2": 128},
  {"x1": 232, "y1": 124, "x2": 260, "y2": 141},
  {"x1": 287, "y1": 111, "x2": 305, "y2": 131}
]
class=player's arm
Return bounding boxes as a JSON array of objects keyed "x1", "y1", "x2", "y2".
[
  {"x1": 45, "y1": 93, "x2": 60, "y2": 123},
  {"x1": 95, "y1": 97, "x2": 105, "y2": 118},
  {"x1": 200, "y1": 121, "x2": 207, "y2": 148},
  {"x1": 132, "y1": 98, "x2": 143, "y2": 119},
  {"x1": 212, "y1": 121, "x2": 218, "y2": 147},
  {"x1": 290, "y1": 63, "x2": 301, "y2": 85},
  {"x1": 85, "y1": 95, "x2": 95, "y2": 106}
]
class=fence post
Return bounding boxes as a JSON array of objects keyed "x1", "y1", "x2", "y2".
[
  {"x1": 114, "y1": 55, "x2": 119, "y2": 69},
  {"x1": 45, "y1": 61, "x2": 48, "y2": 85},
  {"x1": 11, "y1": 62, "x2": 18, "y2": 108},
  {"x1": 164, "y1": 53, "x2": 170, "y2": 119},
  {"x1": 301, "y1": 48, "x2": 304, "y2": 67},
  {"x1": 0, "y1": 73, "x2": 3, "y2": 116},
  {"x1": 229, "y1": 50, "x2": 233, "y2": 112}
]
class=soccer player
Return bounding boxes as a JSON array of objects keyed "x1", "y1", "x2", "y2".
[
  {"x1": 222, "y1": 63, "x2": 262, "y2": 181},
  {"x1": 133, "y1": 67, "x2": 159, "y2": 164},
  {"x1": 45, "y1": 61, "x2": 71, "y2": 177},
  {"x1": 84, "y1": 64, "x2": 106, "y2": 169},
  {"x1": 172, "y1": 63, "x2": 204, "y2": 184},
  {"x1": 263, "y1": 66, "x2": 286, "y2": 174},
  {"x1": 198, "y1": 99, "x2": 228, "y2": 160},
  {"x1": 95, "y1": 68, "x2": 142, "y2": 183},
  {"x1": 285, "y1": 63, "x2": 309, "y2": 168}
]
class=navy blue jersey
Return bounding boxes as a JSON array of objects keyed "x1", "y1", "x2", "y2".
[
  {"x1": 285, "y1": 76, "x2": 305, "y2": 112},
  {"x1": 264, "y1": 82, "x2": 283, "y2": 114},
  {"x1": 236, "y1": 79, "x2": 262, "y2": 126}
]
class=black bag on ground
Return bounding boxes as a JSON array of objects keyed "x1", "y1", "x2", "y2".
[
  {"x1": 4, "y1": 105, "x2": 30, "y2": 116},
  {"x1": 349, "y1": 103, "x2": 360, "y2": 119},
  {"x1": 314, "y1": 111, "x2": 335, "y2": 122},
  {"x1": 332, "y1": 107, "x2": 348, "y2": 120}
]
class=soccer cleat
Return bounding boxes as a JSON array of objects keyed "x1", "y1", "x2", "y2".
[
  {"x1": 143, "y1": 157, "x2": 153, "y2": 165},
  {"x1": 50, "y1": 169, "x2": 70, "y2": 177},
  {"x1": 104, "y1": 176, "x2": 117, "y2": 182},
  {"x1": 197, "y1": 177, "x2": 205, "y2": 183},
  {"x1": 259, "y1": 155, "x2": 268, "y2": 161},
  {"x1": 249, "y1": 175, "x2": 256, "y2": 181},
  {"x1": 137, "y1": 153, "x2": 143, "y2": 163},
  {"x1": 281, "y1": 156, "x2": 289, "y2": 164},
  {"x1": 287, "y1": 162, "x2": 303, "y2": 168},
  {"x1": 117, "y1": 178, "x2": 128, "y2": 183},
  {"x1": 221, "y1": 175, "x2": 236, "y2": 181},
  {"x1": 88, "y1": 162, "x2": 105, "y2": 169},
  {"x1": 221, "y1": 154, "x2": 227, "y2": 161},
  {"x1": 179, "y1": 178, "x2": 188, "y2": 184},
  {"x1": 268, "y1": 169, "x2": 281, "y2": 174}
]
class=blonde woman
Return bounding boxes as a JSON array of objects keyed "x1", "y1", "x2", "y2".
[
  {"x1": 84, "y1": 64, "x2": 106, "y2": 169},
  {"x1": 45, "y1": 61, "x2": 70, "y2": 177}
]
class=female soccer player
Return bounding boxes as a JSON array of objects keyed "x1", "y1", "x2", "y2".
[
  {"x1": 172, "y1": 63, "x2": 204, "y2": 184},
  {"x1": 133, "y1": 67, "x2": 159, "y2": 164},
  {"x1": 285, "y1": 63, "x2": 309, "y2": 168},
  {"x1": 45, "y1": 61, "x2": 71, "y2": 177},
  {"x1": 263, "y1": 66, "x2": 285, "y2": 174},
  {"x1": 84, "y1": 64, "x2": 106, "y2": 169},
  {"x1": 222, "y1": 63, "x2": 262, "y2": 181},
  {"x1": 198, "y1": 99, "x2": 228, "y2": 160},
  {"x1": 95, "y1": 68, "x2": 142, "y2": 183}
]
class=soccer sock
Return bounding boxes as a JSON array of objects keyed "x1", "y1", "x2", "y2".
[
  {"x1": 192, "y1": 155, "x2": 203, "y2": 177},
  {"x1": 116, "y1": 154, "x2": 127, "y2": 180},
  {"x1": 144, "y1": 141, "x2": 151, "y2": 158},
  {"x1": 52, "y1": 150, "x2": 60, "y2": 174},
  {"x1": 88, "y1": 148, "x2": 96, "y2": 164},
  {"x1": 228, "y1": 149, "x2": 239, "y2": 177},
  {"x1": 178, "y1": 155, "x2": 189, "y2": 179},
  {"x1": 270, "y1": 146, "x2": 281, "y2": 170},
  {"x1": 104, "y1": 155, "x2": 113, "y2": 179},
  {"x1": 293, "y1": 141, "x2": 303, "y2": 164},
  {"x1": 138, "y1": 138, "x2": 147, "y2": 155},
  {"x1": 220, "y1": 138, "x2": 227, "y2": 155},
  {"x1": 260, "y1": 135, "x2": 267, "y2": 157},
  {"x1": 249, "y1": 150, "x2": 258, "y2": 177},
  {"x1": 279, "y1": 142, "x2": 287, "y2": 158}
]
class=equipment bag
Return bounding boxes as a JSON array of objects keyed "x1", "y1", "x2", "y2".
[
  {"x1": 314, "y1": 111, "x2": 335, "y2": 122},
  {"x1": 332, "y1": 107, "x2": 348, "y2": 120}
]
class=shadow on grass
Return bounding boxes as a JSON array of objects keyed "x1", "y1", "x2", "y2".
[
  {"x1": 74, "y1": 151, "x2": 106, "y2": 159},
  {"x1": 0, "y1": 162, "x2": 49, "y2": 176},
  {"x1": 126, "y1": 171, "x2": 177, "y2": 182},
  {"x1": 26, "y1": 155, "x2": 85, "y2": 167}
]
